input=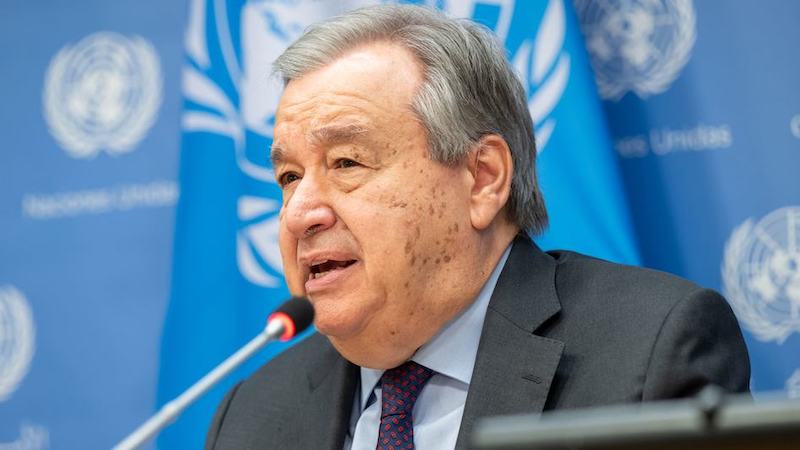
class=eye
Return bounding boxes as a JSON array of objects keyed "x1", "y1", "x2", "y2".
[
  {"x1": 278, "y1": 171, "x2": 301, "y2": 187},
  {"x1": 334, "y1": 158, "x2": 360, "y2": 169}
]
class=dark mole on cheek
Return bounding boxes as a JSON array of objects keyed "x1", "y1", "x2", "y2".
[
  {"x1": 428, "y1": 204, "x2": 434, "y2": 215},
  {"x1": 422, "y1": 257, "x2": 429, "y2": 265},
  {"x1": 415, "y1": 225, "x2": 420, "y2": 239},
  {"x1": 390, "y1": 330, "x2": 397, "y2": 336},
  {"x1": 444, "y1": 255, "x2": 451, "y2": 263},
  {"x1": 410, "y1": 255, "x2": 416, "y2": 266},
  {"x1": 404, "y1": 241, "x2": 413, "y2": 254},
  {"x1": 435, "y1": 257, "x2": 441, "y2": 264}
]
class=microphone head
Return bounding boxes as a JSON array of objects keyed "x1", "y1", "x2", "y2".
[{"x1": 269, "y1": 297, "x2": 314, "y2": 341}]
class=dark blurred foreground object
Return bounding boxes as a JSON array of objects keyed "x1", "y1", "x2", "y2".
[{"x1": 472, "y1": 386, "x2": 800, "y2": 450}]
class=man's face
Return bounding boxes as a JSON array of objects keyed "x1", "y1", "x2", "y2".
[{"x1": 272, "y1": 43, "x2": 479, "y2": 368}]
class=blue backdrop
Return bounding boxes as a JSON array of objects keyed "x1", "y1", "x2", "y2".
[
  {"x1": 0, "y1": 0, "x2": 186, "y2": 448},
  {"x1": 1, "y1": 1, "x2": 798, "y2": 449}
]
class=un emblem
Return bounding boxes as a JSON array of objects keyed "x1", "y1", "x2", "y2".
[
  {"x1": 0, "y1": 286, "x2": 36, "y2": 401},
  {"x1": 238, "y1": 196, "x2": 284, "y2": 287},
  {"x1": 43, "y1": 32, "x2": 162, "y2": 158},
  {"x1": 574, "y1": 0, "x2": 696, "y2": 100},
  {"x1": 722, "y1": 207, "x2": 800, "y2": 343},
  {"x1": 183, "y1": 0, "x2": 338, "y2": 287},
  {"x1": 511, "y1": 0, "x2": 570, "y2": 151}
]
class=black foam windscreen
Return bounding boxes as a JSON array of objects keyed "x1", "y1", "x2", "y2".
[{"x1": 275, "y1": 296, "x2": 314, "y2": 334}]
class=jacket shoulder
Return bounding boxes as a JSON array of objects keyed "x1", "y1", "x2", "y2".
[
  {"x1": 549, "y1": 250, "x2": 702, "y2": 308},
  {"x1": 540, "y1": 250, "x2": 749, "y2": 407}
]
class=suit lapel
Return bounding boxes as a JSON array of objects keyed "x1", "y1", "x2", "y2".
[
  {"x1": 455, "y1": 235, "x2": 564, "y2": 449},
  {"x1": 302, "y1": 340, "x2": 359, "y2": 450}
]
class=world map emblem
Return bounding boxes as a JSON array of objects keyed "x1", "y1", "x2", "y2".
[
  {"x1": 43, "y1": 32, "x2": 163, "y2": 158},
  {"x1": 574, "y1": 0, "x2": 696, "y2": 100},
  {"x1": 0, "y1": 285, "x2": 36, "y2": 401},
  {"x1": 722, "y1": 207, "x2": 800, "y2": 343}
]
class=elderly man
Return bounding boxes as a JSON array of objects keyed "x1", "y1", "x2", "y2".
[{"x1": 205, "y1": 5, "x2": 749, "y2": 450}]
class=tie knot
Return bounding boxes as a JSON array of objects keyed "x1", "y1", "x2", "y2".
[{"x1": 379, "y1": 361, "x2": 434, "y2": 418}]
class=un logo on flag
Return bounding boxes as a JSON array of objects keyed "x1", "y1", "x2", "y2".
[
  {"x1": 510, "y1": 0, "x2": 570, "y2": 151},
  {"x1": 723, "y1": 207, "x2": 800, "y2": 343},
  {"x1": 574, "y1": 0, "x2": 695, "y2": 100},
  {"x1": 0, "y1": 286, "x2": 35, "y2": 401},
  {"x1": 43, "y1": 32, "x2": 162, "y2": 158},
  {"x1": 183, "y1": 0, "x2": 339, "y2": 287}
]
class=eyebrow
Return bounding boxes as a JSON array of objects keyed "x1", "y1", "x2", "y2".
[
  {"x1": 270, "y1": 144, "x2": 286, "y2": 167},
  {"x1": 271, "y1": 123, "x2": 370, "y2": 167},
  {"x1": 309, "y1": 123, "x2": 370, "y2": 146}
]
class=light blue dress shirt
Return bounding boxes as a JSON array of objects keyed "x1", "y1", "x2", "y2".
[{"x1": 344, "y1": 245, "x2": 511, "y2": 450}]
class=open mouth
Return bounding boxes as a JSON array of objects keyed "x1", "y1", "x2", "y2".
[{"x1": 309, "y1": 259, "x2": 357, "y2": 280}]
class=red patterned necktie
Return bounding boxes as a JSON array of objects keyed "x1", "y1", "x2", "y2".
[{"x1": 376, "y1": 361, "x2": 434, "y2": 450}]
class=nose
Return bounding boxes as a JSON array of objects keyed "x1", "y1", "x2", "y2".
[{"x1": 282, "y1": 174, "x2": 336, "y2": 239}]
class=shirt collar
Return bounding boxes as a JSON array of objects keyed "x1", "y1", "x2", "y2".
[{"x1": 358, "y1": 244, "x2": 512, "y2": 410}]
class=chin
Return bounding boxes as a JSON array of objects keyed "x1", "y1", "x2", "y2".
[
  {"x1": 328, "y1": 333, "x2": 414, "y2": 369},
  {"x1": 310, "y1": 289, "x2": 381, "y2": 337},
  {"x1": 312, "y1": 307, "x2": 364, "y2": 339}
]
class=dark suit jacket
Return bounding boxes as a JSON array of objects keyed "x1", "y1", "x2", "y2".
[{"x1": 206, "y1": 235, "x2": 750, "y2": 450}]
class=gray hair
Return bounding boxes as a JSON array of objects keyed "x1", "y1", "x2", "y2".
[{"x1": 273, "y1": 4, "x2": 548, "y2": 234}]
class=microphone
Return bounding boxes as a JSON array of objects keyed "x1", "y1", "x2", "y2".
[
  {"x1": 266, "y1": 295, "x2": 315, "y2": 341},
  {"x1": 113, "y1": 297, "x2": 314, "y2": 450}
]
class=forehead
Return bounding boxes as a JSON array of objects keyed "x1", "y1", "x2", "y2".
[{"x1": 273, "y1": 42, "x2": 423, "y2": 139}]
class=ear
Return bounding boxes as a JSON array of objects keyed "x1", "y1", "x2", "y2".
[{"x1": 467, "y1": 134, "x2": 513, "y2": 230}]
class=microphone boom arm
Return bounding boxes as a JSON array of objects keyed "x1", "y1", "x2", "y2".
[{"x1": 112, "y1": 319, "x2": 286, "y2": 450}]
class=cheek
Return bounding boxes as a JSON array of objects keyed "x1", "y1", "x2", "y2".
[
  {"x1": 347, "y1": 164, "x2": 467, "y2": 291},
  {"x1": 403, "y1": 181, "x2": 469, "y2": 275},
  {"x1": 347, "y1": 192, "x2": 417, "y2": 296}
]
